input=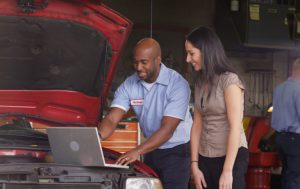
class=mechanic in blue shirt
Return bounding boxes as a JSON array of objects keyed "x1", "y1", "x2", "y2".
[
  {"x1": 271, "y1": 58, "x2": 300, "y2": 189},
  {"x1": 98, "y1": 38, "x2": 192, "y2": 189}
]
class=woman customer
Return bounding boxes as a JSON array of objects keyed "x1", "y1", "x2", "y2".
[{"x1": 185, "y1": 26, "x2": 248, "y2": 189}]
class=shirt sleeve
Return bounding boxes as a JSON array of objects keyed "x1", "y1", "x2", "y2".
[
  {"x1": 110, "y1": 80, "x2": 131, "y2": 112},
  {"x1": 221, "y1": 72, "x2": 245, "y2": 91},
  {"x1": 163, "y1": 78, "x2": 191, "y2": 120}
]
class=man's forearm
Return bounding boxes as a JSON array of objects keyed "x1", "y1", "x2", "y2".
[
  {"x1": 98, "y1": 119, "x2": 116, "y2": 140},
  {"x1": 136, "y1": 128, "x2": 173, "y2": 155},
  {"x1": 97, "y1": 107, "x2": 126, "y2": 140},
  {"x1": 136, "y1": 117, "x2": 179, "y2": 154}
]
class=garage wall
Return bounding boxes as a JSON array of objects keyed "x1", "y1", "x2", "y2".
[{"x1": 104, "y1": 0, "x2": 215, "y2": 29}]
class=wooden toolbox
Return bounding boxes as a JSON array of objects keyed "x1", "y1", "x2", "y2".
[{"x1": 101, "y1": 121, "x2": 140, "y2": 154}]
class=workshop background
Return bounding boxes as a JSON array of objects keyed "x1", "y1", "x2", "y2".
[
  {"x1": 103, "y1": 0, "x2": 300, "y2": 117},
  {"x1": 98, "y1": 2, "x2": 300, "y2": 188}
]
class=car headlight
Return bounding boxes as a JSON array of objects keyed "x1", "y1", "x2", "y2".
[{"x1": 126, "y1": 177, "x2": 163, "y2": 189}]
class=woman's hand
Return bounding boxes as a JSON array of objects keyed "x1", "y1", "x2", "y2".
[
  {"x1": 219, "y1": 170, "x2": 233, "y2": 189},
  {"x1": 192, "y1": 164, "x2": 207, "y2": 189}
]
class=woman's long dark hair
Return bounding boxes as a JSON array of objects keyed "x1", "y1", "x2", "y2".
[{"x1": 186, "y1": 26, "x2": 241, "y2": 96}]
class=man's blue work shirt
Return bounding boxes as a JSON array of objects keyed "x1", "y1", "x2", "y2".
[
  {"x1": 111, "y1": 63, "x2": 192, "y2": 149},
  {"x1": 271, "y1": 77, "x2": 300, "y2": 133}
]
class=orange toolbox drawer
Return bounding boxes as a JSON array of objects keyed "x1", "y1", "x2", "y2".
[{"x1": 101, "y1": 121, "x2": 140, "y2": 153}]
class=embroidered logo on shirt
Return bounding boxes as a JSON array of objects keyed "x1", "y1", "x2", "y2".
[{"x1": 130, "y1": 99, "x2": 144, "y2": 106}]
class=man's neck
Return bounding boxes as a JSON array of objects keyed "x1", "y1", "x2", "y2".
[{"x1": 292, "y1": 72, "x2": 300, "y2": 81}]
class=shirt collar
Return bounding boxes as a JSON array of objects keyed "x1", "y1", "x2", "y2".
[
  {"x1": 155, "y1": 63, "x2": 170, "y2": 85},
  {"x1": 288, "y1": 77, "x2": 300, "y2": 83}
]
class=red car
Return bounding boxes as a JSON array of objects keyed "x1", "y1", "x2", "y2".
[{"x1": 0, "y1": 0, "x2": 162, "y2": 188}]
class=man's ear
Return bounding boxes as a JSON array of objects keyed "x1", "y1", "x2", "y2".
[{"x1": 156, "y1": 56, "x2": 161, "y2": 64}]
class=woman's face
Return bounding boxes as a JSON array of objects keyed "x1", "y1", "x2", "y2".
[{"x1": 185, "y1": 40, "x2": 202, "y2": 71}]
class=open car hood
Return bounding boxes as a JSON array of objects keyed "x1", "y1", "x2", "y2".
[{"x1": 0, "y1": 0, "x2": 132, "y2": 126}]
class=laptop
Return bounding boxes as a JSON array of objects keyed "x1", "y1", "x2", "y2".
[{"x1": 47, "y1": 127, "x2": 129, "y2": 168}]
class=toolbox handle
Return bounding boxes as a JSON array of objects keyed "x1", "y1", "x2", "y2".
[{"x1": 116, "y1": 124, "x2": 127, "y2": 129}]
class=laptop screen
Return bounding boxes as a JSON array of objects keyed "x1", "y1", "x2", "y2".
[{"x1": 47, "y1": 127, "x2": 128, "y2": 168}]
